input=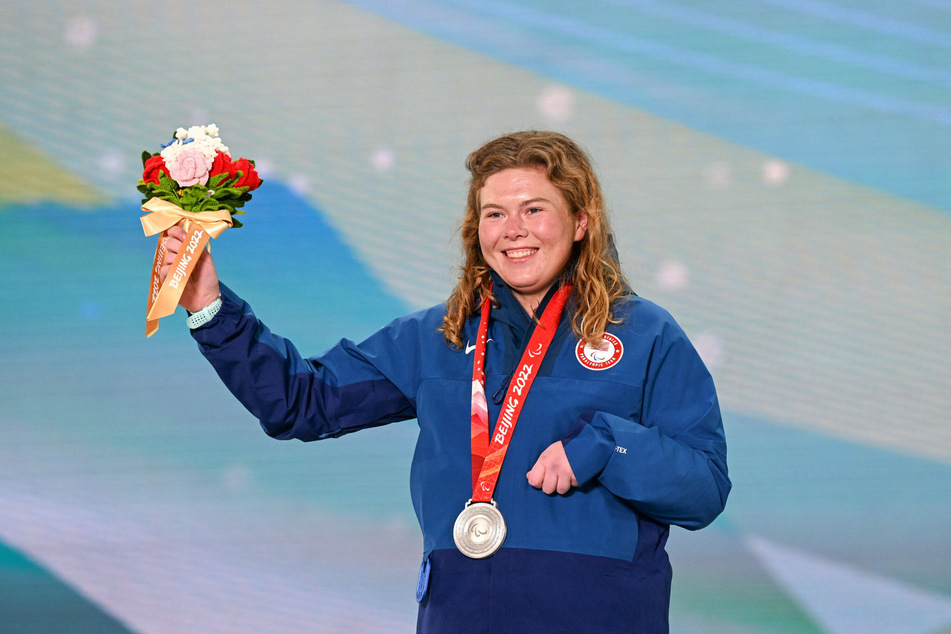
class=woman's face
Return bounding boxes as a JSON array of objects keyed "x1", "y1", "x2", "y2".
[{"x1": 478, "y1": 166, "x2": 587, "y2": 313}]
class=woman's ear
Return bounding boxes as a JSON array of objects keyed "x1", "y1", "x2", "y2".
[{"x1": 574, "y1": 211, "x2": 589, "y2": 242}]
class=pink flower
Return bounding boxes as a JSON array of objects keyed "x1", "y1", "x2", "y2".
[{"x1": 168, "y1": 147, "x2": 213, "y2": 187}]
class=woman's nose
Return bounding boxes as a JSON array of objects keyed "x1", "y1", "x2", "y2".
[{"x1": 504, "y1": 213, "x2": 526, "y2": 238}]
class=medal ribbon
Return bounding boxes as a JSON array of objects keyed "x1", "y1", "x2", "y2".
[{"x1": 469, "y1": 283, "x2": 573, "y2": 503}]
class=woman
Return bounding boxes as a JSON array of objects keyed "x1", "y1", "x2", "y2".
[{"x1": 162, "y1": 131, "x2": 730, "y2": 632}]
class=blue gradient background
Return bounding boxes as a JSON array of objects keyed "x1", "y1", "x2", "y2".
[{"x1": 1, "y1": 1, "x2": 950, "y2": 632}]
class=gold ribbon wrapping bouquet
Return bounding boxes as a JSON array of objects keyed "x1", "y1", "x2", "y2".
[{"x1": 137, "y1": 125, "x2": 262, "y2": 337}]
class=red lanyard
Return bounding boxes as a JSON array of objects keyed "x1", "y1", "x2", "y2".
[{"x1": 469, "y1": 284, "x2": 573, "y2": 503}]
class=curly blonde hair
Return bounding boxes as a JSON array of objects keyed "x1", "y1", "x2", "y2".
[{"x1": 441, "y1": 131, "x2": 630, "y2": 347}]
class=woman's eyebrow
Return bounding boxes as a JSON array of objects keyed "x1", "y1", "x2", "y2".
[
  {"x1": 480, "y1": 197, "x2": 553, "y2": 211},
  {"x1": 519, "y1": 197, "x2": 552, "y2": 207}
]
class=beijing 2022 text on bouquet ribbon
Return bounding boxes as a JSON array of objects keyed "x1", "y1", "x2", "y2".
[{"x1": 138, "y1": 124, "x2": 262, "y2": 337}]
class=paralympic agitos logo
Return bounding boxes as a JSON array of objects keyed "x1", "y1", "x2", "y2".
[{"x1": 576, "y1": 333, "x2": 623, "y2": 371}]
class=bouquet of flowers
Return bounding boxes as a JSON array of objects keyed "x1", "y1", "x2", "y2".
[
  {"x1": 138, "y1": 124, "x2": 262, "y2": 337},
  {"x1": 138, "y1": 124, "x2": 261, "y2": 227}
]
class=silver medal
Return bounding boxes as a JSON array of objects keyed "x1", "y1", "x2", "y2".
[{"x1": 453, "y1": 500, "x2": 506, "y2": 559}]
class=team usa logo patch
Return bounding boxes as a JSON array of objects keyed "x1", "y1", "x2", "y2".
[{"x1": 576, "y1": 333, "x2": 624, "y2": 371}]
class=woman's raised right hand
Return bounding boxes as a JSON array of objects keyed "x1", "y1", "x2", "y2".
[{"x1": 160, "y1": 225, "x2": 221, "y2": 313}]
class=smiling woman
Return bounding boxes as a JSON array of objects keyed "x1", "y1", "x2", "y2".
[
  {"x1": 477, "y1": 166, "x2": 587, "y2": 314},
  {"x1": 443, "y1": 130, "x2": 629, "y2": 350},
  {"x1": 158, "y1": 130, "x2": 729, "y2": 633}
]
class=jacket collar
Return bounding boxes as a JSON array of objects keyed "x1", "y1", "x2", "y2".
[{"x1": 488, "y1": 269, "x2": 567, "y2": 331}]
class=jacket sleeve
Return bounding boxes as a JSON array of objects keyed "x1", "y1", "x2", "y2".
[
  {"x1": 562, "y1": 317, "x2": 731, "y2": 530},
  {"x1": 190, "y1": 283, "x2": 418, "y2": 441}
]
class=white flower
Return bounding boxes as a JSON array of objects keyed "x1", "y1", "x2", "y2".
[
  {"x1": 160, "y1": 124, "x2": 231, "y2": 169},
  {"x1": 192, "y1": 125, "x2": 228, "y2": 159},
  {"x1": 160, "y1": 142, "x2": 186, "y2": 167}
]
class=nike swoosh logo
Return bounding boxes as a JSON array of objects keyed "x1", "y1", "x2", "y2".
[{"x1": 466, "y1": 342, "x2": 477, "y2": 354}]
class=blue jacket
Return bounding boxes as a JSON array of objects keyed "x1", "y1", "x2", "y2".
[{"x1": 192, "y1": 278, "x2": 730, "y2": 633}]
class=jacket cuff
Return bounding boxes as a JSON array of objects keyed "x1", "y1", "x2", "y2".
[{"x1": 562, "y1": 412, "x2": 615, "y2": 486}]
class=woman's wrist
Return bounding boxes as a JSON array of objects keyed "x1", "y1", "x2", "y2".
[{"x1": 183, "y1": 286, "x2": 222, "y2": 314}]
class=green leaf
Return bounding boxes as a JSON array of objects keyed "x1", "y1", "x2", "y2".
[
  {"x1": 212, "y1": 187, "x2": 241, "y2": 199},
  {"x1": 156, "y1": 191, "x2": 180, "y2": 206},
  {"x1": 208, "y1": 173, "x2": 230, "y2": 188},
  {"x1": 181, "y1": 190, "x2": 205, "y2": 209},
  {"x1": 156, "y1": 172, "x2": 179, "y2": 190}
]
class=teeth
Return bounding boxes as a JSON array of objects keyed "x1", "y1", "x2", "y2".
[{"x1": 506, "y1": 248, "x2": 536, "y2": 259}]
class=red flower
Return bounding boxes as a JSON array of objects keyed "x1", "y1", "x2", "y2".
[
  {"x1": 142, "y1": 155, "x2": 169, "y2": 185},
  {"x1": 210, "y1": 151, "x2": 233, "y2": 178},
  {"x1": 231, "y1": 157, "x2": 262, "y2": 191}
]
